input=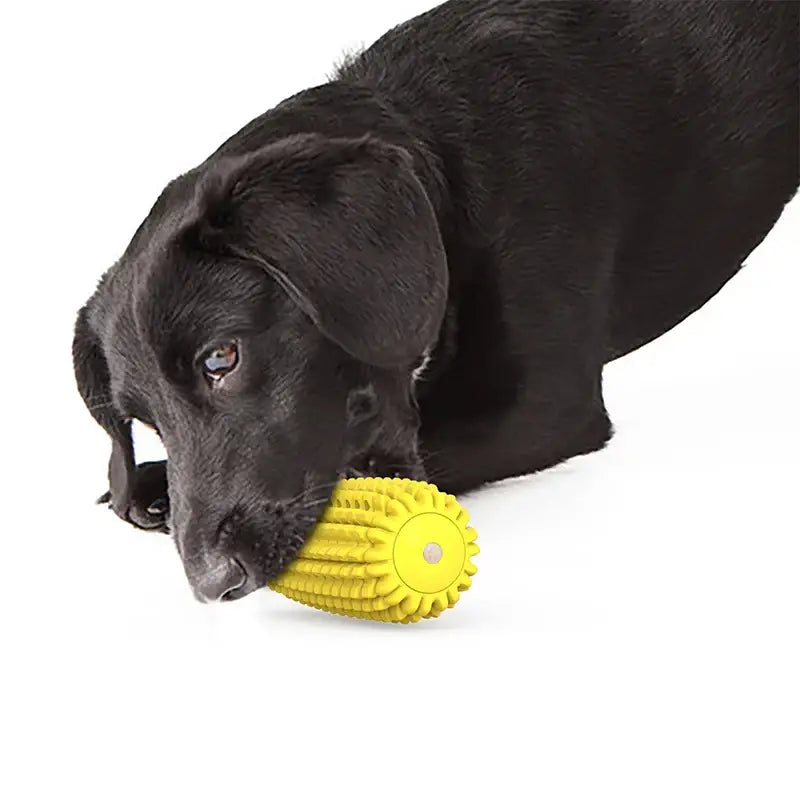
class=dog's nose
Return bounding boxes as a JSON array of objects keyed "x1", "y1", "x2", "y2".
[{"x1": 191, "y1": 556, "x2": 248, "y2": 603}]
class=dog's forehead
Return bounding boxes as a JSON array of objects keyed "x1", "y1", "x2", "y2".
[
  {"x1": 87, "y1": 162, "x2": 304, "y2": 411},
  {"x1": 85, "y1": 192, "x2": 208, "y2": 405}
]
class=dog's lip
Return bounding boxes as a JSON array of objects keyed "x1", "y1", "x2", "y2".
[{"x1": 339, "y1": 468, "x2": 366, "y2": 479}]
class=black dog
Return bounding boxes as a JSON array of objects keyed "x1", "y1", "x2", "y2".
[{"x1": 73, "y1": 0, "x2": 799, "y2": 602}]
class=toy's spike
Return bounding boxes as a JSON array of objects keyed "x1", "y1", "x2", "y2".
[{"x1": 269, "y1": 477, "x2": 479, "y2": 623}]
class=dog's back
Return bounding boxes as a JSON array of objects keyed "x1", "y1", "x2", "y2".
[
  {"x1": 339, "y1": 0, "x2": 799, "y2": 358},
  {"x1": 605, "y1": 1, "x2": 799, "y2": 356}
]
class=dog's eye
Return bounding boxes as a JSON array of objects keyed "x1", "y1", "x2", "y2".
[{"x1": 202, "y1": 343, "x2": 239, "y2": 380}]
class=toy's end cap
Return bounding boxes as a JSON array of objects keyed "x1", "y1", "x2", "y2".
[{"x1": 392, "y1": 512, "x2": 466, "y2": 593}]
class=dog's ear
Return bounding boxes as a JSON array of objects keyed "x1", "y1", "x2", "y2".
[
  {"x1": 191, "y1": 134, "x2": 448, "y2": 368},
  {"x1": 72, "y1": 302, "x2": 136, "y2": 519}
]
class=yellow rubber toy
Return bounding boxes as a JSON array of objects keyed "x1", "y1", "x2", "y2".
[{"x1": 269, "y1": 477, "x2": 479, "y2": 623}]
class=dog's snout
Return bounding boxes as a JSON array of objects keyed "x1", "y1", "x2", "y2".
[
  {"x1": 173, "y1": 488, "x2": 325, "y2": 602},
  {"x1": 191, "y1": 555, "x2": 248, "y2": 603}
]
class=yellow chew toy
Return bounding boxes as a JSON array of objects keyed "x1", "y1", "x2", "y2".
[{"x1": 269, "y1": 477, "x2": 479, "y2": 623}]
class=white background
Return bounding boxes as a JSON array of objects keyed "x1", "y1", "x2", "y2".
[{"x1": 2, "y1": 2, "x2": 798, "y2": 798}]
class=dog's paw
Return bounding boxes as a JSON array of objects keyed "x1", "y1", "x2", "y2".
[
  {"x1": 129, "y1": 460, "x2": 170, "y2": 531},
  {"x1": 98, "y1": 460, "x2": 170, "y2": 533}
]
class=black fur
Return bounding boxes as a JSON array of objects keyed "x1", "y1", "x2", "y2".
[{"x1": 73, "y1": 0, "x2": 799, "y2": 602}]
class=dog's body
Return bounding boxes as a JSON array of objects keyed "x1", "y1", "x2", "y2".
[{"x1": 74, "y1": 0, "x2": 799, "y2": 601}]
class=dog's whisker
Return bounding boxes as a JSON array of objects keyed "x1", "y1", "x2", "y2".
[{"x1": 283, "y1": 480, "x2": 340, "y2": 508}]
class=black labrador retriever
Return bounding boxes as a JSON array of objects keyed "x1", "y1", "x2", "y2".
[{"x1": 73, "y1": 0, "x2": 799, "y2": 602}]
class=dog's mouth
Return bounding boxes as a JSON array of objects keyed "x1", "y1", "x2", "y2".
[{"x1": 181, "y1": 451, "x2": 426, "y2": 602}]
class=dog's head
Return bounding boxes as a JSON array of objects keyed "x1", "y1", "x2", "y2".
[{"x1": 73, "y1": 134, "x2": 447, "y2": 601}]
